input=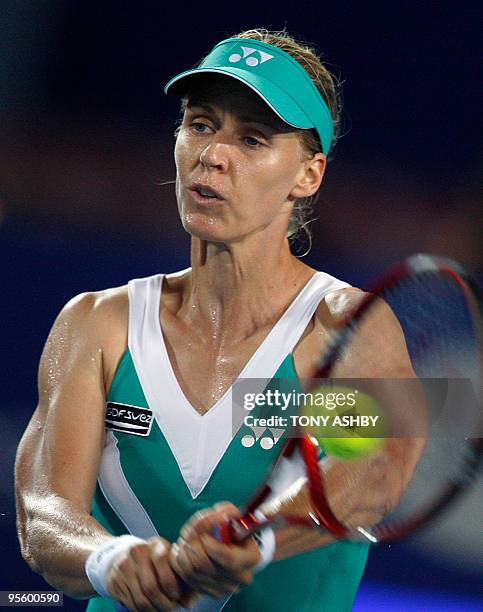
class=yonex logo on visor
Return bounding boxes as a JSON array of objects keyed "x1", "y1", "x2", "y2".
[
  {"x1": 164, "y1": 37, "x2": 334, "y2": 155},
  {"x1": 228, "y1": 46, "x2": 274, "y2": 67}
]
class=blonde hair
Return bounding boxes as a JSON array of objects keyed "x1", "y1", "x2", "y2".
[{"x1": 232, "y1": 29, "x2": 343, "y2": 251}]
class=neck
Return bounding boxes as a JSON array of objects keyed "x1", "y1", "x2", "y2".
[{"x1": 178, "y1": 233, "x2": 315, "y2": 344}]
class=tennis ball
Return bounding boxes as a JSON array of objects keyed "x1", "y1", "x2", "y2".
[
  {"x1": 319, "y1": 435, "x2": 384, "y2": 460},
  {"x1": 302, "y1": 385, "x2": 387, "y2": 460}
]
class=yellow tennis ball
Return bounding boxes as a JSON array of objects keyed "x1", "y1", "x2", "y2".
[
  {"x1": 303, "y1": 386, "x2": 387, "y2": 460},
  {"x1": 319, "y1": 434, "x2": 384, "y2": 460}
]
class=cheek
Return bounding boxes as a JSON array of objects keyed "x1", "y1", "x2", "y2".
[
  {"x1": 245, "y1": 155, "x2": 299, "y2": 204},
  {"x1": 174, "y1": 134, "x2": 187, "y2": 175},
  {"x1": 174, "y1": 136, "x2": 193, "y2": 216},
  {"x1": 174, "y1": 131, "x2": 200, "y2": 177}
]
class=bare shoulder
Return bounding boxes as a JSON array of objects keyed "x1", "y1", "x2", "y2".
[
  {"x1": 292, "y1": 287, "x2": 365, "y2": 378},
  {"x1": 317, "y1": 287, "x2": 367, "y2": 327},
  {"x1": 317, "y1": 286, "x2": 413, "y2": 377},
  {"x1": 316, "y1": 286, "x2": 401, "y2": 330},
  {"x1": 52, "y1": 284, "x2": 129, "y2": 348},
  {"x1": 294, "y1": 285, "x2": 413, "y2": 378},
  {"x1": 59, "y1": 284, "x2": 128, "y2": 328},
  {"x1": 41, "y1": 284, "x2": 129, "y2": 397}
]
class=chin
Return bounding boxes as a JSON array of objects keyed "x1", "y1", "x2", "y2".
[{"x1": 181, "y1": 214, "x2": 229, "y2": 243}]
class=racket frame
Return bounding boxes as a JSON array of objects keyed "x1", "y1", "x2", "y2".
[{"x1": 223, "y1": 254, "x2": 483, "y2": 545}]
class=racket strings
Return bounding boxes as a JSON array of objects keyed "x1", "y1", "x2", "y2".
[
  {"x1": 384, "y1": 272, "x2": 479, "y2": 380},
  {"x1": 364, "y1": 270, "x2": 482, "y2": 538}
]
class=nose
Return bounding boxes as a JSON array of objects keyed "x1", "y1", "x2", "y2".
[{"x1": 199, "y1": 141, "x2": 229, "y2": 172}]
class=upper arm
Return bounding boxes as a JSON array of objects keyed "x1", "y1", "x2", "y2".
[
  {"x1": 15, "y1": 292, "x2": 111, "y2": 520},
  {"x1": 321, "y1": 287, "x2": 415, "y2": 378}
]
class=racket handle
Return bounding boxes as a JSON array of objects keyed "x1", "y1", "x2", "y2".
[{"x1": 115, "y1": 525, "x2": 231, "y2": 612}]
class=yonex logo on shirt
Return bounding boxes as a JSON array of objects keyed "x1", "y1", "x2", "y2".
[
  {"x1": 228, "y1": 46, "x2": 274, "y2": 67},
  {"x1": 241, "y1": 426, "x2": 285, "y2": 450}
]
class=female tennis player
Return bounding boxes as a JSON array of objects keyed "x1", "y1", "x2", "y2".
[{"x1": 15, "y1": 29, "x2": 421, "y2": 611}]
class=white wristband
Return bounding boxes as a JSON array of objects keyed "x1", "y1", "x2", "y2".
[
  {"x1": 252, "y1": 511, "x2": 276, "y2": 573},
  {"x1": 85, "y1": 535, "x2": 146, "y2": 598}
]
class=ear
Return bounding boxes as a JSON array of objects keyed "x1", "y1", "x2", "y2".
[{"x1": 290, "y1": 153, "x2": 327, "y2": 200}]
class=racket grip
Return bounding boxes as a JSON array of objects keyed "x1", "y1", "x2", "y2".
[{"x1": 115, "y1": 525, "x2": 230, "y2": 612}]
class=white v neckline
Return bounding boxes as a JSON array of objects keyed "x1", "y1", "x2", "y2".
[
  {"x1": 155, "y1": 271, "x2": 321, "y2": 419},
  {"x1": 127, "y1": 269, "x2": 350, "y2": 498}
]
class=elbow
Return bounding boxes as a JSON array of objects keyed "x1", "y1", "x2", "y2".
[
  {"x1": 15, "y1": 488, "x2": 45, "y2": 576},
  {"x1": 19, "y1": 533, "x2": 92, "y2": 600},
  {"x1": 21, "y1": 548, "x2": 44, "y2": 578},
  {"x1": 16, "y1": 504, "x2": 55, "y2": 583},
  {"x1": 17, "y1": 513, "x2": 44, "y2": 576},
  {"x1": 41, "y1": 574, "x2": 94, "y2": 601}
]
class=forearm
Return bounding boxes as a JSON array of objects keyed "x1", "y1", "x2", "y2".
[
  {"x1": 19, "y1": 493, "x2": 113, "y2": 598},
  {"x1": 262, "y1": 438, "x2": 424, "y2": 560},
  {"x1": 272, "y1": 524, "x2": 334, "y2": 560}
]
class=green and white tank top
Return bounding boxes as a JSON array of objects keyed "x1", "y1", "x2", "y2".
[{"x1": 87, "y1": 270, "x2": 369, "y2": 612}]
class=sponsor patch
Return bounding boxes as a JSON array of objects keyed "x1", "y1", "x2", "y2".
[{"x1": 105, "y1": 402, "x2": 153, "y2": 437}]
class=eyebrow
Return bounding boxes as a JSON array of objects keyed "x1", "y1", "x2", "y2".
[{"x1": 185, "y1": 100, "x2": 279, "y2": 131}]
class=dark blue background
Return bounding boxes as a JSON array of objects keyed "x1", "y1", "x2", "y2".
[{"x1": 1, "y1": 1, "x2": 481, "y2": 609}]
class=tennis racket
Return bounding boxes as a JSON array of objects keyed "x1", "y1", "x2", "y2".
[{"x1": 117, "y1": 253, "x2": 482, "y2": 611}]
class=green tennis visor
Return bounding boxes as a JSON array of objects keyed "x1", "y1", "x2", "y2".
[{"x1": 164, "y1": 38, "x2": 334, "y2": 155}]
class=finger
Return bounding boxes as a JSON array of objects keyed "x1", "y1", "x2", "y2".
[
  {"x1": 172, "y1": 538, "x2": 218, "y2": 588},
  {"x1": 111, "y1": 558, "x2": 157, "y2": 611},
  {"x1": 181, "y1": 509, "x2": 221, "y2": 540},
  {"x1": 200, "y1": 533, "x2": 260, "y2": 572},
  {"x1": 114, "y1": 582, "x2": 137, "y2": 611},
  {"x1": 118, "y1": 542, "x2": 178, "y2": 611},
  {"x1": 184, "y1": 539, "x2": 246, "y2": 595},
  {"x1": 212, "y1": 502, "x2": 240, "y2": 518},
  {"x1": 180, "y1": 502, "x2": 240, "y2": 541},
  {"x1": 177, "y1": 537, "x2": 218, "y2": 577},
  {"x1": 169, "y1": 541, "x2": 194, "y2": 583},
  {"x1": 185, "y1": 543, "x2": 241, "y2": 596},
  {"x1": 108, "y1": 552, "x2": 153, "y2": 611},
  {"x1": 149, "y1": 539, "x2": 182, "y2": 602},
  {"x1": 106, "y1": 570, "x2": 136, "y2": 611},
  {"x1": 140, "y1": 560, "x2": 180, "y2": 611},
  {"x1": 173, "y1": 539, "x2": 240, "y2": 598}
]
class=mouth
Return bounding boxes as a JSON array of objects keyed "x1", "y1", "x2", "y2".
[{"x1": 188, "y1": 183, "x2": 225, "y2": 204}]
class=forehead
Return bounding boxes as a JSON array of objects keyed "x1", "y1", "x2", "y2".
[{"x1": 182, "y1": 74, "x2": 293, "y2": 131}]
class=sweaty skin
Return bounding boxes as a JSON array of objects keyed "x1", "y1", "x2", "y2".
[{"x1": 15, "y1": 77, "x2": 422, "y2": 611}]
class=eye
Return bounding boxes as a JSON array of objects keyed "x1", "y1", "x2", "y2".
[
  {"x1": 244, "y1": 136, "x2": 262, "y2": 147},
  {"x1": 190, "y1": 122, "x2": 212, "y2": 134}
]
